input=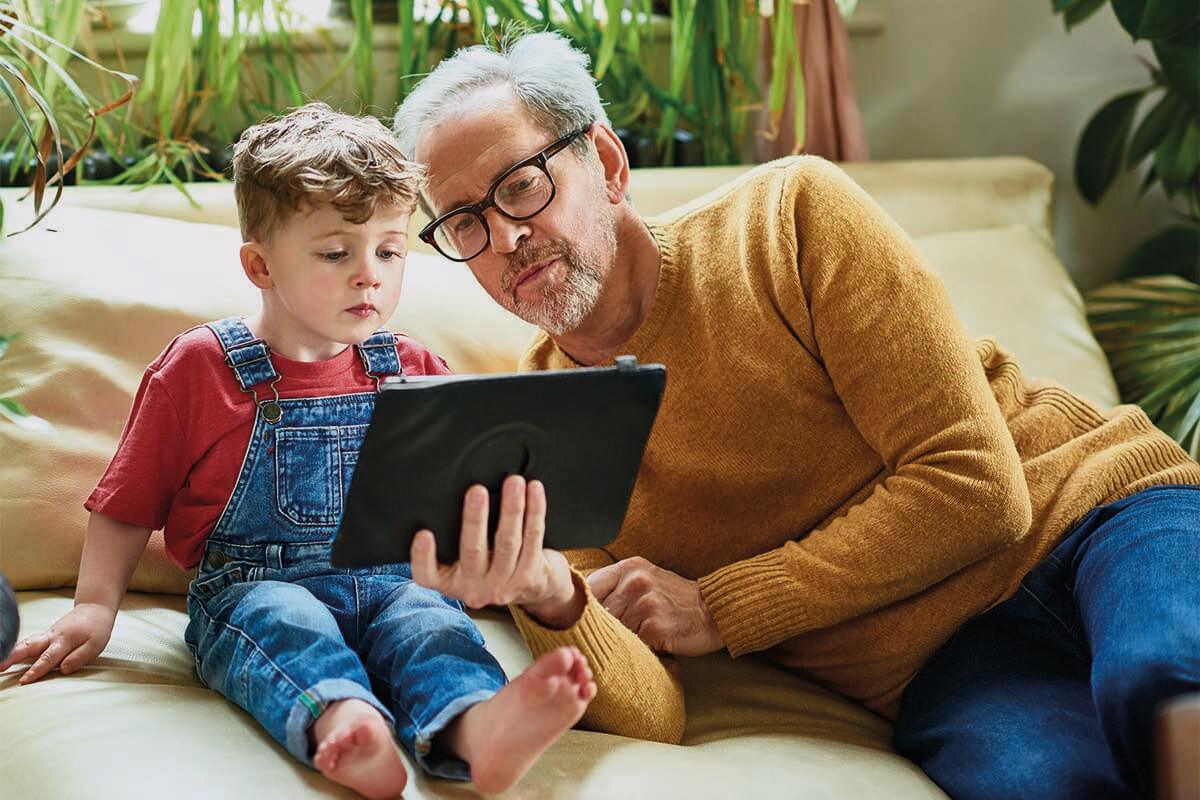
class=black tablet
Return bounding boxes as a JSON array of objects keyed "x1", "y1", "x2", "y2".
[{"x1": 330, "y1": 356, "x2": 666, "y2": 567}]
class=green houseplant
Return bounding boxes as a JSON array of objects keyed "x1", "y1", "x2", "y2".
[
  {"x1": 0, "y1": 0, "x2": 137, "y2": 232},
  {"x1": 1054, "y1": 0, "x2": 1198, "y2": 280},
  {"x1": 1054, "y1": 0, "x2": 1200, "y2": 456}
]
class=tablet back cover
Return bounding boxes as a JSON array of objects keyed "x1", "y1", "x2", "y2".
[{"x1": 332, "y1": 363, "x2": 665, "y2": 566}]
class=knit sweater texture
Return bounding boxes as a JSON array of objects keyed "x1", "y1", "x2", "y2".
[{"x1": 512, "y1": 156, "x2": 1200, "y2": 742}]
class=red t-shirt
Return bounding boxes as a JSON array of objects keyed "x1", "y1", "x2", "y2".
[{"x1": 86, "y1": 323, "x2": 452, "y2": 569}]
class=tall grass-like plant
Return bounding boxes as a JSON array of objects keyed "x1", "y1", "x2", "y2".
[
  {"x1": 1087, "y1": 278, "x2": 1200, "y2": 458},
  {"x1": 0, "y1": 1, "x2": 137, "y2": 232},
  {"x1": 385, "y1": 1, "x2": 813, "y2": 166}
]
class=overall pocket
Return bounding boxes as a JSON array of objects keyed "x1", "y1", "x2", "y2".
[{"x1": 275, "y1": 424, "x2": 369, "y2": 526}]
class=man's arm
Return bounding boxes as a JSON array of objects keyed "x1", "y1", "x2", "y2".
[{"x1": 697, "y1": 158, "x2": 1032, "y2": 656}]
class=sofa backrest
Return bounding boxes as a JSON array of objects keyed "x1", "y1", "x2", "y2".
[{"x1": 0, "y1": 158, "x2": 1117, "y2": 593}]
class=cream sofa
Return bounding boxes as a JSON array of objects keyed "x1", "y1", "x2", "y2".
[{"x1": 0, "y1": 158, "x2": 1120, "y2": 799}]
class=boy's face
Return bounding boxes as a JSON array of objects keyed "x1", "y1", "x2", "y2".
[{"x1": 243, "y1": 202, "x2": 411, "y2": 354}]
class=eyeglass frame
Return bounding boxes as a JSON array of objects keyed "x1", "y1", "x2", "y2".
[{"x1": 417, "y1": 122, "x2": 595, "y2": 262}]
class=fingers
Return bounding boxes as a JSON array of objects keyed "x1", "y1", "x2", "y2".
[
  {"x1": 59, "y1": 641, "x2": 100, "y2": 675},
  {"x1": 0, "y1": 631, "x2": 50, "y2": 673},
  {"x1": 586, "y1": 562, "x2": 624, "y2": 604},
  {"x1": 19, "y1": 635, "x2": 72, "y2": 684},
  {"x1": 489, "y1": 475, "x2": 526, "y2": 584},
  {"x1": 410, "y1": 530, "x2": 447, "y2": 589},
  {"x1": 513, "y1": 479, "x2": 547, "y2": 580},
  {"x1": 458, "y1": 485, "x2": 490, "y2": 581}
]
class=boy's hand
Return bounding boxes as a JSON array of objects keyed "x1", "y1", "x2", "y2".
[
  {"x1": 0, "y1": 603, "x2": 116, "y2": 684},
  {"x1": 410, "y1": 476, "x2": 585, "y2": 627}
]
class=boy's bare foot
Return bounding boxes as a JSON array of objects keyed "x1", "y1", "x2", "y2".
[
  {"x1": 311, "y1": 698, "x2": 408, "y2": 799},
  {"x1": 447, "y1": 646, "x2": 596, "y2": 795}
]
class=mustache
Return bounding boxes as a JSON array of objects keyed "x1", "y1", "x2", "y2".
[{"x1": 500, "y1": 241, "x2": 574, "y2": 293}]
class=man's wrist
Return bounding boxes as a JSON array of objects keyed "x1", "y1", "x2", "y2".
[{"x1": 522, "y1": 571, "x2": 586, "y2": 630}]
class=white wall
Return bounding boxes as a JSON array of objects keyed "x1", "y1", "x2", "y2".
[{"x1": 849, "y1": 0, "x2": 1173, "y2": 290}]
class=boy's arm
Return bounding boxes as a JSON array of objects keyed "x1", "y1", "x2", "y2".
[{"x1": 0, "y1": 512, "x2": 150, "y2": 683}]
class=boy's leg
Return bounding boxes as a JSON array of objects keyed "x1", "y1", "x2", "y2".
[
  {"x1": 356, "y1": 574, "x2": 506, "y2": 780},
  {"x1": 1072, "y1": 486, "x2": 1200, "y2": 797},
  {"x1": 893, "y1": 573, "x2": 1138, "y2": 799},
  {"x1": 358, "y1": 574, "x2": 594, "y2": 793},
  {"x1": 187, "y1": 578, "x2": 395, "y2": 763}
]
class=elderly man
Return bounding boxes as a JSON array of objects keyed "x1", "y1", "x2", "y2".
[{"x1": 393, "y1": 31, "x2": 1200, "y2": 800}]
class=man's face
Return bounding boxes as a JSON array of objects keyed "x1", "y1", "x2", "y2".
[{"x1": 416, "y1": 100, "x2": 618, "y2": 335}]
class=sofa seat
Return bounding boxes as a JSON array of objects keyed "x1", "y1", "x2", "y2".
[
  {"x1": 3, "y1": 592, "x2": 941, "y2": 799},
  {"x1": 0, "y1": 157, "x2": 1119, "y2": 798}
]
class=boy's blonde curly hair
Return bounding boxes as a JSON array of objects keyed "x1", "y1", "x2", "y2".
[{"x1": 232, "y1": 102, "x2": 425, "y2": 242}]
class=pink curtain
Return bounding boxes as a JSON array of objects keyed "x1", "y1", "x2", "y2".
[{"x1": 755, "y1": 0, "x2": 869, "y2": 163}]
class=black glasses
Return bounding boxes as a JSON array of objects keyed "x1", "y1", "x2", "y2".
[{"x1": 418, "y1": 123, "x2": 593, "y2": 262}]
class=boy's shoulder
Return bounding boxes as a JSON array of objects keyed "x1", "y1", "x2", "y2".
[
  {"x1": 390, "y1": 331, "x2": 452, "y2": 376},
  {"x1": 147, "y1": 323, "x2": 226, "y2": 374}
]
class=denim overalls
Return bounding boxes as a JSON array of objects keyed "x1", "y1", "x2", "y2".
[{"x1": 184, "y1": 317, "x2": 504, "y2": 779}]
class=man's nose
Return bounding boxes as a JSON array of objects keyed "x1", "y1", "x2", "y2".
[{"x1": 485, "y1": 208, "x2": 532, "y2": 254}]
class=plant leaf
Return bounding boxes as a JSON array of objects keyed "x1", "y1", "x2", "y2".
[
  {"x1": 1126, "y1": 90, "x2": 1181, "y2": 165},
  {"x1": 1075, "y1": 90, "x2": 1146, "y2": 204},
  {"x1": 1062, "y1": 0, "x2": 1108, "y2": 29},
  {"x1": 1153, "y1": 113, "x2": 1200, "y2": 197},
  {"x1": 1111, "y1": 0, "x2": 1200, "y2": 40},
  {"x1": 1154, "y1": 22, "x2": 1200, "y2": 112},
  {"x1": 0, "y1": 397, "x2": 53, "y2": 433},
  {"x1": 1118, "y1": 226, "x2": 1200, "y2": 281},
  {"x1": 0, "y1": 332, "x2": 18, "y2": 359}
]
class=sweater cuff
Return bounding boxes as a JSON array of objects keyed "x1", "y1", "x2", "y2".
[
  {"x1": 698, "y1": 551, "x2": 811, "y2": 658},
  {"x1": 509, "y1": 570, "x2": 626, "y2": 672}
]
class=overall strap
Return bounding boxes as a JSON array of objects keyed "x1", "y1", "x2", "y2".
[
  {"x1": 355, "y1": 329, "x2": 403, "y2": 388},
  {"x1": 207, "y1": 316, "x2": 279, "y2": 390},
  {"x1": 206, "y1": 317, "x2": 283, "y2": 423}
]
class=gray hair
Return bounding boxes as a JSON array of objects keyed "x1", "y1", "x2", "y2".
[{"x1": 393, "y1": 30, "x2": 610, "y2": 163}]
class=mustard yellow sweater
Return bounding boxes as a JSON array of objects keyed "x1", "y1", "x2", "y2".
[{"x1": 512, "y1": 156, "x2": 1200, "y2": 743}]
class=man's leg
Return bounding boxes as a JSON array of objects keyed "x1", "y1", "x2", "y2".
[
  {"x1": 1072, "y1": 485, "x2": 1200, "y2": 797},
  {"x1": 893, "y1": 585, "x2": 1138, "y2": 800}
]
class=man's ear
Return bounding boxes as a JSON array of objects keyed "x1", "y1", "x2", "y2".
[
  {"x1": 240, "y1": 241, "x2": 273, "y2": 289},
  {"x1": 591, "y1": 124, "x2": 630, "y2": 206}
]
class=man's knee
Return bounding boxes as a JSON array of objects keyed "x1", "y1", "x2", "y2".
[{"x1": 1093, "y1": 650, "x2": 1200, "y2": 723}]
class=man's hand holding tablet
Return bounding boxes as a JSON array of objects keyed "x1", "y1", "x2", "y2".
[{"x1": 409, "y1": 476, "x2": 586, "y2": 628}]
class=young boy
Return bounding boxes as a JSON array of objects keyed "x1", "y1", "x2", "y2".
[{"x1": 0, "y1": 103, "x2": 595, "y2": 798}]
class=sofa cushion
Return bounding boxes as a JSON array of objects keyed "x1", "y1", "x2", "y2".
[
  {"x1": 2, "y1": 590, "x2": 946, "y2": 799},
  {"x1": 918, "y1": 225, "x2": 1119, "y2": 406}
]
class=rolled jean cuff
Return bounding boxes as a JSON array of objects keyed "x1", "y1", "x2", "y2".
[
  {"x1": 411, "y1": 688, "x2": 498, "y2": 781},
  {"x1": 285, "y1": 678, "x2": 395, "y2": 765}
]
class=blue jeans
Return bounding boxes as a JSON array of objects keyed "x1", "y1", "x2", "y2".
[
  {"x1": 186, "y1": 558, "x2": 503, "y2": 779},
  {"x1": 893, "y1": 484, "x2": 1200, "y2": 800}
]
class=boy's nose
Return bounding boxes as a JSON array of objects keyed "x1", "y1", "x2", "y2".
[{"x1": 351, "y1": 259, "x2": 381, "y2": 288}]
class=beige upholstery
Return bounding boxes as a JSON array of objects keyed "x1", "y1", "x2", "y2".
[{"x1": 0, "y1": 158, "x2": 1118, "y2": 798}]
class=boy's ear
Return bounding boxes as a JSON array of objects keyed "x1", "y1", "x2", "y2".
[{"x1": 240, "y1": 242, "x2": 273, "y2": 289}]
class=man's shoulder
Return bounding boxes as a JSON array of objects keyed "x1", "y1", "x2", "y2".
[{"x1": 647, "y1": 155, "x2": 843, "y2": 229}]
